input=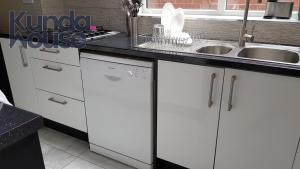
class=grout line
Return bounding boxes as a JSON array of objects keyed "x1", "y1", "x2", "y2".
[
  {"x1": 61, "y1": 155, "x2": 78, "y2": 169},
  {"x1": 42, "y1": 138, "x2": 87, "y2": 158},
  {"x1": 42, "y1": 145, "x2": 78, "y2": 169},
  {"x1": 291, "y1": 137, "x2": 300, "y2": 169},
  {"x1": 77, "y1": 155, "x2": 110, "y2": 169},
  {"x1": 77, "y1": 156, "x2": 108, "y2": 169},
  {"x1": 39, "y1": 128, "x2": 87, "y2": 157}
]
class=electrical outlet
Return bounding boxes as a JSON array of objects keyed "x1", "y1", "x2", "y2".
[{"x1": 23, "y1": 0, "x2": 34, "y2": 4}]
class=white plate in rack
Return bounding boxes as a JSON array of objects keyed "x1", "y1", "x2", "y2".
[
  {"x1": 161, "y1": 3, "x2": 175, "y2": 36},
  {"x1": 170, "y1": 8, "x2": 185, "y2": 36}
]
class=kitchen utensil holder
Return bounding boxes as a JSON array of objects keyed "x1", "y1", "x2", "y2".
[{"x1": 129, "y1": 17, "x2": 138, "y2": 46}]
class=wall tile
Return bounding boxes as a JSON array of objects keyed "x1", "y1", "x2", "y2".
[{"x1": 138, "y1": 16, "x2": 300, "y2": 46}]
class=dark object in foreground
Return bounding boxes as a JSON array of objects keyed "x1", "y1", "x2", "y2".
[
  {"x1": 0, "y1": 133, "x2": 45, "y2": 169},
  {"x1": 0, "y1": 103, "x2": 44, "y2": 169}
]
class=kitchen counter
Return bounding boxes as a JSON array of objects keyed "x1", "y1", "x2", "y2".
[
  {"x1": 0, "y1": 103, "x2": 43, "y2": 150},
  {"x1": 2, "y1": 32, "x2": 300, "y2": 77},
  {"x1": 83, "y1": 33, "x2": 300, "y2": 78},
  {"x1": 0, "y1": 102, "x2": 44, "y2": 169}
]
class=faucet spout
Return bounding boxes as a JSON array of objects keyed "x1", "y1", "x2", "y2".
[{"x1": 238, "y1": 0, "x2": 261, "y2": 47}]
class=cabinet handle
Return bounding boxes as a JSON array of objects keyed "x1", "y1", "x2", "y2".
[
  {"x1": 228, "y1": 75, "x2": 236, "y2": 111},
  {"x1": 48, "y1": 97, "x2": 67, "y2": 105},
  {"x1": 19, "y1": 45, "x2": 28, "y2": 67},
  {"x1": 208, "y1": 73, "x2": 216, "y2": 108},
  {"x1": 40, "y1": 48, "x2": 60, "y2": 54},
  {"x1": 42, "y1": 65, "x2": 63, "y2": 72}
]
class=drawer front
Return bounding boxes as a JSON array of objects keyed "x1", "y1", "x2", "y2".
[
  {"x1": 31, "y1": 58, "x2": 84, "y2": 101},
  {"x1": 37, "y1": 90, "x2": 87, "y2": 132},
  {"x1": 25, "y1": 46, "x2": 79, "y2": 66}
]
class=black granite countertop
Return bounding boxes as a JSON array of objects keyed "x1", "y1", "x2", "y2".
[
  {"x1": 2, "y1": 32, "x2": 300, "y2": 77},
  {"x1": 83, "y1": 33, "x2": 300, "y2": 78},
  {"x1": 0, "y1": 102, "x2": 43, "y2": 151}
]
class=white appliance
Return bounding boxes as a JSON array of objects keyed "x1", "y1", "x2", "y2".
[{"x1": 80, "y1": 53, "x2": 153, "y2": 169}]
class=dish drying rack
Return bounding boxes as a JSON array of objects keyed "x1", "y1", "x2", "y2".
[{"x1": 137, "y1": 32, "x2": 201, "y2": 47}]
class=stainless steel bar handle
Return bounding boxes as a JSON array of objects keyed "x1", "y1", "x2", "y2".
[
  {"x1": 19, "y1": 45, "x2": 28, "y2": 67},
  {"x1": 42, "y1": 65, "x2": 63, "y2": 72},
  {"x1": 208, "y1": 73, "x2": 216, "y2": 108},
  {"x1": 40, "y1": 48, "x2": 60, "y2": 54},
  {"x1": 48, "y1": 97, "x2": 67, "y2": 105},
  {"x1": 228, "y1": 75, "x2": 236, "y2": 111}
]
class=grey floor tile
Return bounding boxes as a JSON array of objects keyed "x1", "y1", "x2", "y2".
[
  {"x1": 43, "y1": 148, "x2": 76, "y2": 169},
  {"x1": 63, "y1": 158, "x2": 105, "y2": 169},
  {"x1": 79, "y1": 151, "x2": 135, "y2": 169},
  {"x1": 39, "y1": 127, "x2": 136, "y2": 169},
  {"x1": 65, "y1": 139, "x2": 89, "y2": 157},
  {"x1": 43, "y1": 129, "x2": 77, "y2": 151},
  {"x1": 39, "y1": 127, "x2": 55, "y2": 143},
  {"x1": 40, "y1": 141, "x2": 55, "y2": 156}
]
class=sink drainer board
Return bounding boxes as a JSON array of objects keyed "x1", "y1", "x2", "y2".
[{"x1": 137, "y1": 33, "x2": 201, "y2": 47}]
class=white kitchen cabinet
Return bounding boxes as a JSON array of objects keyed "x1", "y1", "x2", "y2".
[
  {"x1": 25, "y1": 46, "x2": 80, "y2": 66},
  {"x1": 215, "y1": 69, "x2": 300, "y2": 169},
  {"x1": 31, "y1": 58, "x2": 84, "y2": 101},
  {"x1": 0, "y1": 38, "x2": 40, "y2": 114},
  {"x1": 157, "y1": 60, "x2": 224, "y2": 169},
  {"x1": 36, "y1": 89, "x2": 87, "y2": 132}
]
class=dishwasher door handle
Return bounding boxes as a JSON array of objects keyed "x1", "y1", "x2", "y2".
[{"x1": 105, "y1": 75, "x2": 122, "y2": 82}]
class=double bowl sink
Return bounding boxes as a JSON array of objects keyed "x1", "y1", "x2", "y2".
[{"x1": 196, "y1": 43, "x2": 300, "y2": 64}]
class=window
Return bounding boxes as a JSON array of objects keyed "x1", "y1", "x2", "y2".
[
  {"x1": 226, "y1": 0, "x2": 299, "y2": 10},
  {"x1": 148, "y1": 0, "x2": 218, "y2": 9},
  {"x1": 226, "y1": 0, "x2": 267, "y2": 10},
  {"x1": 145, "y1": 0, "x2": 299, "y2": 16}
]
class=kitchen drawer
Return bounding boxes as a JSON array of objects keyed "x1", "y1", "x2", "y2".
[
  {"x1": 31, "y1": 58, "x2": 84, "y2": 101},
  {"x1": 25, "y1": 46, "x2": 79, "y2": 66},
  {"x1": 36, "y1": 89, "x2": 87, "y2": 132}
]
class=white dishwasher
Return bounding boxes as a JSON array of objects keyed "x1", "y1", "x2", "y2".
[{"x1": 80, "y1": 53, "x2": 153, "y2": 169}]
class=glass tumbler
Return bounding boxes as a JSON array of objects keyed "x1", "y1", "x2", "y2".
[{"x1": 152, "y1": 24, "x2": 164, "y2": 43}]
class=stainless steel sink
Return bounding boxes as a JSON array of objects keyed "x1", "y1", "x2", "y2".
[
  {"x1": 238, "y1": 47, "x2": 300, "y2": 64},
  {"x1": 196, "y1": 46, "x2": 233, "y2": 55}
]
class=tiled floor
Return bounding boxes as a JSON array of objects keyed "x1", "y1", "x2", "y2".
[{"x1": 38, "y1": 127, "x2": 135, "y2": 169}]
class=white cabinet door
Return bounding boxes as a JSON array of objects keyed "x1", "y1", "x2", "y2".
[
  {"x1": 0, "y1": 38, "x2": 40, "y2": 114},
  {"x1": 215, "y1": 69, "x2": 300, "y2": 169},
  {"x1": 157, "y1": 60, "x2": 224, "y2": 169}
]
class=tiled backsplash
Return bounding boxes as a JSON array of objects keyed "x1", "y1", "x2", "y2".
[
  {"x1": 138, "y1": 16, "x2": 300, "y2": 46},
  {"x1": 41, "y1": 0, "x2": 64, "y2": 16},
  {"x1": 1, "y1": 0, "x2": 299, "y2": 46},
  {"x1": 0, "y1": 0, "x2": 42, "y2": 33},
  {"x1": 62, "y1": 0, "x2": 127, "y2": 32}
]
